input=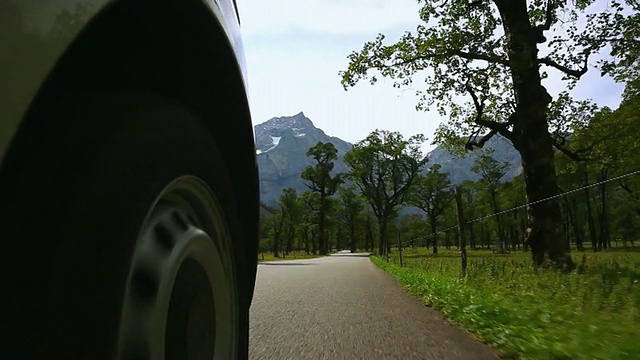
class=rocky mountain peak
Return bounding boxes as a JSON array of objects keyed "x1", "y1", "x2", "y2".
[
  {"x1": 254, "y1": 113, "x2": 523, "y2": 207},
  {"x1": 254, "y1": 112, "x2": 320, "y2": 154},
  {"x1": 254, "y1": 112, "x2": 352, "y2": 205}
]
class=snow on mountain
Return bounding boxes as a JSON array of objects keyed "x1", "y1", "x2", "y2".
[
  {"x1": 253, "y1": 112, "x2": 523, "y2": 206},
  {"x1": 253, "y1": 112, "x2": 352, "y2": 206}
]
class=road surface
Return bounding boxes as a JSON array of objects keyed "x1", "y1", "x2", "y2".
[{"x1": 249, "y1": 251, "x2": 500, "y2": 360}]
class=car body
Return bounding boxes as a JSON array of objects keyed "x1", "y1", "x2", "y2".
[
  {"x1": 0, "y1": 0, "x2": 259, "y2": 358},
  {"x1": 0, "y1": 0, "x2": 251, "y2": 160}
]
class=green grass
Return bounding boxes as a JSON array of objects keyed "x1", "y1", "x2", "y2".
[
  {"x1": 258, "y1": 251, "x2": 323, "y2": 262},
  {"x1": 373, "y1": 246, "x2": 640, "y2": 360}
]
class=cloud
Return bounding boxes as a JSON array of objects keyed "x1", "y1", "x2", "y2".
[
  {"x1": 236, "y1": 0, "x2": 421, "y2": 36},
  {"x1": 237, "y1": 0, "x2": 626, "y2": 155}
]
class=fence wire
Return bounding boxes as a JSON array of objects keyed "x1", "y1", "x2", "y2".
[{"x1": 395, "y1": 168, "x2": 640, "y2": 248}]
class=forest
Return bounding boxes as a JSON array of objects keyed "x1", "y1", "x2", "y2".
[{"x1": 259, "y1": 84, "x2": 640, "y2": 260}]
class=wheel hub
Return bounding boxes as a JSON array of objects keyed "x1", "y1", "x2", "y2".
[{"x1": 117, "y1": 177, "x2": 237, "y2": 360}]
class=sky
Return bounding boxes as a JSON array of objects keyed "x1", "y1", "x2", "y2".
[{"x1": 235, "y1": 0, "x2": 626, "y2": 153}]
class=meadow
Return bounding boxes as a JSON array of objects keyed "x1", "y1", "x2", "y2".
[{"x1": 373, "y1": 245, "x2": 640, "y2": 360}]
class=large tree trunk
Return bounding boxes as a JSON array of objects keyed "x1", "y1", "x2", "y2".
[
  {"x1": 496, "y1": 0, "x2": 573, "y2": 270},
  {"x1": 517, "y1": 141, "x2": 570, "y2": 268}
]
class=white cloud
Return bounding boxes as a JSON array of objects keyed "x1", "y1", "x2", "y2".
[{"x1": 236, "y1": 0, "x2": 421, "y2": 35}]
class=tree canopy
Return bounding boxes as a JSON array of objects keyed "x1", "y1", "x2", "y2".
[
  {"x1": 339, "y1": 0, "x2": 638, "y2": 269},
  {"x1": 344, "y1": 130, "x2": 427, "y2": 254}
]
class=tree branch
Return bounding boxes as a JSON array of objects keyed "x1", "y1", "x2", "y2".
[
  {"x1": 304, "y1": 182, "x2": 321, "y2": 192},
  {"x1": 456, "y1": 50, "x2": 509, "y2": 65},
  {"x1": 476, "y1": 129, "x2": 499, "y2": 147},
  {"x1": 465, "y1": 83, "x2": 485, "y2": 120},
  {"x1": 466, "y1": 84, "x2": 514, "y2": 137},
  {"x1": 377, "y1": 49, "x2": 509, "y2": 71},
  {"x1": 301, "y1": 196, "x2": 319, "y2": 212},
  {"x1": 550, "y1": 137, "x2": 596, "y2": 162},
  {"x1": 542, "y1": 0, "x2": 556, "y2": 31},
  {"x1": 538, "y1": 54, "x2": 589, "y2": 78},
  {"x1": 464, "y1": 84, "x2": 515, "y2": 150},
  {"x1": 436, "y1": 0, "x2": 450, "y2": 9}
]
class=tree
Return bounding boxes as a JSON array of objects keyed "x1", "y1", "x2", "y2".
[
  {"x1": 586, "y1": 0, "x2": 640, "y2": 98},
  {"x1": 364, "y1": 210, "x2": 377, "y2": 252},
  {"x1": 337, "y1": 186, "x2": 365, "y2": 252},
  {"x1": 410, "y1": 164, "x2": 454, "y2": 254},
  {"x1": 397, "y1": 213, "x2": 428, "y2": 248},
  {"x1": 301, "y1": 142, "x2": 343, "y2": 255},
  {"x1": 459, "y1": 180, "x2": 480, "y2": 249},
  {"x1": 269, "y1": 207, "x2": 286, "y2": 258},
  {"x1": 500, "y1": 174, "x2": 528, "y2": 250},
  {"x1": 278, "y1": 188, "x2": 301, "y2": 255},
  {"x1": 258, "y1": 216, "x2": 273, "y2": 259},
  {"x1": 563, "y1": 87, "x2": 640, "y2": 250},
  {"x1": 471, "y1": 149, "x2": 510, "y2": 252},
  {"x1": 344, "y1": 130, "x2": 427, "y2": 255},
  {"x1": 340, "y1": 0, "x2": 635, "y2": 269}
]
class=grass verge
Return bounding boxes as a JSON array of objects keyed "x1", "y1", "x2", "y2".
[
  {"x1": 258, "y1": 251, "x2": 323, "y2": 262},
  {"x1": 371, "y1": 250, "x2": 640, "y2": 360}
]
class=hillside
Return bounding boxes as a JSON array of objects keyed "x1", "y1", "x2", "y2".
[{"x1": 255, "y1": 113, "x2": 522, "y2": 206}]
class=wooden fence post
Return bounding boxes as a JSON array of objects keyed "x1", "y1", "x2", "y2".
[{"x1": 455, "y1": 186, "x2": 467, "y2": 278}]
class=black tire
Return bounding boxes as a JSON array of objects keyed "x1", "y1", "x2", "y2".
[{"x1": 0, "y1": 93, "x2": 251, "y2": 359}]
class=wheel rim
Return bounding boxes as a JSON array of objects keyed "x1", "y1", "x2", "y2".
[{"x1": 117, "y1": 176, "x2": 238, "y2": 360}]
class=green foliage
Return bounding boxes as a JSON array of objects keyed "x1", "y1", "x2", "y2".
[
  {"x1": 410, "y1": 164, "x2": 454, "y2": 252},
  {"x1": 301, "y1": 142, "x2": 344, "y2": 255},
  {"x1": 338, "y1": 0, "x2": 632, "y2": 146},
  {"x1": 344, "y1": 130, "x2": 427, "y2": 220},
  {"x1": 410, "y1": 164, "x2": 454, "y2": 220},
  {"x1": 585, "y1": 0, "x2": 640, "y2": 95},
  {"x1": 301, "y1": 142, "x2": 343, "y2": 196},
  {"x1": 338, "y1": 0, "x2": 640, "y2": 267},
  {"x1": 373, "y1": 249, "x2": 640, "y2": 359},
  {"x1": 471, "y1": 148, "x2": 509, "y2": 187},
  {"x1": 344, "y1": 130, "x2": 427, "y2": 253},
  {"x1": 337, "y1": 186, "x2": 365, "y2": 251}
]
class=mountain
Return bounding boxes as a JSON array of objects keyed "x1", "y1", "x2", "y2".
[
  {"x1": 254, "y1": 112, "x2": 351, "y2": 206},
  {"x1": 427, "y1": 135, "x2": 522, "y2": 184},
  {"x1": 254, "y1": 112, "x2": 523, "y2": 207}
]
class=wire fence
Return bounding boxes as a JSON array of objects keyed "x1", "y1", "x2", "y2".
[{"x1": 384, "y1": 168, "x2": 640, "y2": 267}]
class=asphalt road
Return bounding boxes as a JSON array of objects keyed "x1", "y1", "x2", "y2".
[{"x1": 249, "y1": 251, "x2": 500, "y2": 360}]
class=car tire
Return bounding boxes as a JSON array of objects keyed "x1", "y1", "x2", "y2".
[{"x1": 0, "y1": 93, "x2": 250, "y2": 359}]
